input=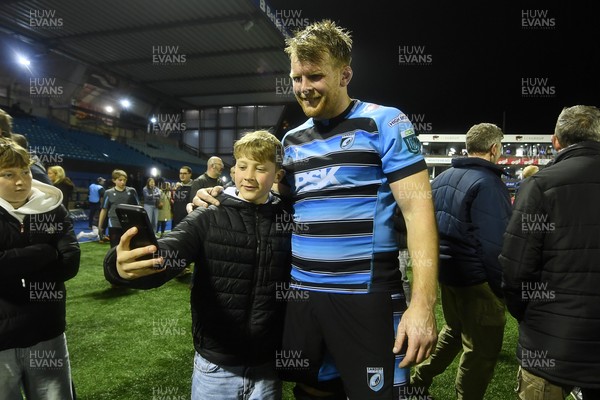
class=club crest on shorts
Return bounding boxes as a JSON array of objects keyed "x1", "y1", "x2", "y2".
[
  {"x1": 367, "y1": 367, "x2": 384, "y2": 392},
  {"x1": 340, "y1": 133, "x2": 355, "y2": 149}
]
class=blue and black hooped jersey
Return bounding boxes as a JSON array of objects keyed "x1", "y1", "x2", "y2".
[{"x1": 282, "y1": 100, "x2": 426, "y2": 294}]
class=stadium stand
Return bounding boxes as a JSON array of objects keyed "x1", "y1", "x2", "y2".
[{"x1": 11, "y1": 116, "x2": 209, "y2": 175}]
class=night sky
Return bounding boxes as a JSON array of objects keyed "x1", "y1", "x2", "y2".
[{"x1": 268, "y1": 0, "x2": 599, "y2": 134}]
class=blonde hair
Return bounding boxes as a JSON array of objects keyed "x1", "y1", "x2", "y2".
[
  {"x1": 0, "y1": 137, "x2": 31, "y2": 169},
  {"x1": 522, "y1": 165, "x2": 539, "y2": 179},
  {"x1": 112, "y1": 169, "x2": 128, "y2": 180},
  {"x1": 285, "y1": 19, "x2": 353, "y2": 67},
  {"x1": 47, "y1": 165, "x2": 66, "y2": 183},
  {"x1": 233, "y1": 130, "x2": 283, "y2": 167}
]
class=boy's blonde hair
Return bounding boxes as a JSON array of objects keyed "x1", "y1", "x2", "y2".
[
  {"x1": 112, "y1": 169, "x2": 128, "y2": 180},
  {"x1": 233, "y1": 130, "x2": 283, "y2": 168},
  {"x1": 0, "y1": 137, "x2": 32, "y2": 169}
]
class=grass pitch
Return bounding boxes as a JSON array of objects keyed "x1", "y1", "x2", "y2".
[{"x1": 66, "y1": 241, "x2": 533, "y2": 399}]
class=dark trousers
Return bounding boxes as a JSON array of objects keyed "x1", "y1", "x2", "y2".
[{"x1": 88, "y1": 202, "x2": 101, "y2": 229}]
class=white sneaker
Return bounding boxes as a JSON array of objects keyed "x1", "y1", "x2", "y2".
[
  {"x1": 571, "y1": 387, "x2": 583, "y2": 400},
  {"x1": 76, "y1": 231, "x2": 84, "y2": 240}
]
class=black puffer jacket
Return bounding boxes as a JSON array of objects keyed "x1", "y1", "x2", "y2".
[
  {"x1": 431, "y1": 157, "x2": 512, "y2": 297},
  {"x1": 104, "y1": 193, "x2": 292, "y2": 366},
  {"x1": 0, "y1": 184, "x2": 80, "y2": 351},
  {"x1": 500, "y1": 141, "x2": 600, "y2": 389}
]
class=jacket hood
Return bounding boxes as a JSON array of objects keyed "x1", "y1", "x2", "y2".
[{"x1": 0, "y1": 179, "x2": 63, "y2": 222}]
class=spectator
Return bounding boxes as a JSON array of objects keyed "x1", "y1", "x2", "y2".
[
  {"x1": 223, "y1": 165, "x2": 236, "y2": 188},
  {"x1": 0, "y1": 137, "x2": 80, "y2": 399},
  {"x1": 411, "y1": 123, "x2": 512, "y2": 399},
  {"x1": 500, "y1": 105, "x2": 600, "y2": 399},
  {"x1": 97, "y1": 169, "x2": 139, "y2": 248},
  {"x1": 0, "y1": 108, "x2": 12, "y2": 138},
  {"x1": 103, "y1": 130, "x2": 291, "y2": 400},
  {"x1": 194, "y1": 20, "x2": 439, "y2": 399},
  {"x1": 142, "y1": 177, "x2": 161, "y2": 233},
  {"x1": 47, "y1": 166, "x2": 74, "y2": 210},
  {"x1": 189, "y1": 156, "x2": 223, "y2": 198},
  {"x1": 88, "y1": 177, "x2": 106, "y2": 231},
  {"x1": 521, "y1": 164, "x2": 539, "y2": 179},
  {"x1": 9, "y1": 132, "x2": 53, "y2": 185},
  {"x1": 156, "y1": 181, "x2": 172, "y2": 237},
  {"x1": 171, "y1": 166, "x2": 193, "y2": 228},
  {"x1": 514, "y1": 165, "x2": 540, "y2": 201}
]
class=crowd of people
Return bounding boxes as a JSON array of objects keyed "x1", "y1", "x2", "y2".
[{"x1": 0, "y1": 18, "x2": 599, "y2": 400}]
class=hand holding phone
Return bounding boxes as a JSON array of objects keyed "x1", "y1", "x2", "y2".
[{"x1": 115, "y1": 204, "x2": 159, "y2": 260}]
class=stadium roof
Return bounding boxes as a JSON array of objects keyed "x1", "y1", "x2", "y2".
[{"x1": 0, "y1": 0, "x2": 294, "y2": 110}]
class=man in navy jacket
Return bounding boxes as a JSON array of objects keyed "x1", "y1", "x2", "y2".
[{"x1": 412, "y1": 123, "x2": 512, "y2": 399}]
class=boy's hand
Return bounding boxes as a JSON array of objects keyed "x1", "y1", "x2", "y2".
[
  {"x1": 116, "y1": 227, "x2": 164, "y2": 279},
  {"x1": 189, "y1": 186, "x2": 223, "y2": 212}
]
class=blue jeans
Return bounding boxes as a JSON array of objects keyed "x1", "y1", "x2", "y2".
[
  {"x1": 191, "y1": 352, "x2": 282, "y2": 400},
  {"x1": 0, "y1": 333, "x2": 73, "y2": 400}
]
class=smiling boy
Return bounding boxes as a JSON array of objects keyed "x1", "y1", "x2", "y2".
[{"x1": 103, "y1": 130, "x2": 292, "y2": 400}]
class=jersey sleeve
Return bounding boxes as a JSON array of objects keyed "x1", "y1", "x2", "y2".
[{"x1": 379, "y1": 109, "x2": 426, "y2": 183}]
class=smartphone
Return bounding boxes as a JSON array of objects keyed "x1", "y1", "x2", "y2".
[{"x1": 115, "y1": 204, "x2": 159, "y2": 261}]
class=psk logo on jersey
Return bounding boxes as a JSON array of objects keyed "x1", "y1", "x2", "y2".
[
  {"x1": 401, "y1": 128, "x2": 421, "y2": 154},
  {"x1": 340, "y1": 133, "x2": 355, "y2": 150},
  {"x1": 367, "y1": 367, "x2": 384, "y2": 392}
]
